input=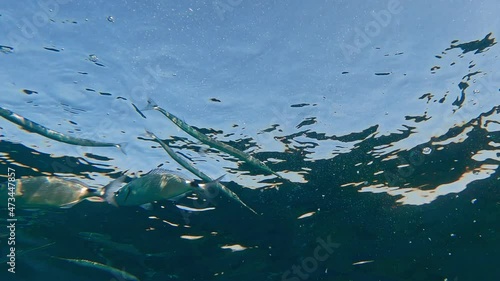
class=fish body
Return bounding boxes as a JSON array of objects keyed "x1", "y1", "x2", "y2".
[
  {"x1": 144, "y1": 99, "x2": 281, "y2": 178},
  {"x1": 0, "y1": 177, "x2": 103, "y2": 208},
  {"x1": 104, "y1": 169, "x2": 205, "y2": 207},
  {"x1": 145, "y1": 130, "x2": 257, "y2": 214},
  {"x1": 0, "y1": 105, "x2": 125, "y2": 152}
]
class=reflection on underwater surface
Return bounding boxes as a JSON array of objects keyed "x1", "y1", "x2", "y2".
[{"x1": 1, "y1": 1, "x2": 500, "y2": 280}]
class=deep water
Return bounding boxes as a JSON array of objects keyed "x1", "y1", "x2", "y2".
[{"x1": 1, "y1": 1, "x2": 500, "y2": 281}]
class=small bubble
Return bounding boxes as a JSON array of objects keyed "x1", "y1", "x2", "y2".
[
  {"x1": 88, "y1": 54, "x2": 98, "y2": 62},
  {"x1": 107, "y1": 16, "x2": 115, "y2": 22},
  {"x1": 471, "y1": 198, "x2": 477, "y2": 204},
  {"x1": 473, "y1": 89, "x2": 479, "y2": 94},
  {"x1": 422, "y1": 147, "x2": 432, "y2": 155}
]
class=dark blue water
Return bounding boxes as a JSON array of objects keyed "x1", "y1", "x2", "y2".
[{"x1": 1, "y1": 1, "x2": 499, "y2": 280}]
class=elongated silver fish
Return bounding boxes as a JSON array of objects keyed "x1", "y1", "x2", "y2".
[
  {"x1": 78, "y1": 232, "x2": 170, "y2": 259},
  {"x1": 0, "y1": 105, "x2": 126, "y2": 153},
  {"x1": 143, "y1": 99, "x2": 282, "y2": 179},
  {"x1": 54, "y1": 257, "x2": 140, "y2": 281},
  {"x1": 104, "y1": 168, "x2": 220, "y2": 207},
  {"x1": 145, "y1": 130, "x2": 257, "y2": 214},
  {"x1": 0, "y1": 176, "x2": 123, "y2": 209}
]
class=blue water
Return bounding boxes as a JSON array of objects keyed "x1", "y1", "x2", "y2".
[{"x1": 1, "y1": 1, "x2": 499, "y2": 280}]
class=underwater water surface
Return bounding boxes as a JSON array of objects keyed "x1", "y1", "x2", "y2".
[{"x1": 0, "y1": 1, "x2": 499, "y2": 281}]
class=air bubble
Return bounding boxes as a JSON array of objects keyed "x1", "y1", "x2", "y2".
[
  {"x1": 107, "y1": 16, "x2": 115, "y2": 22},
  {"x1": 422, "y1": 147, "x2": 432, "y2": 155}
]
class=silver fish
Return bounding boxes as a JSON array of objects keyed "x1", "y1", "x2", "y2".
[
  {"x1": 0, "y1": 176, "x2": 123, "y2": 209},
  {"x1": 145, "y1": 130, "x2": 257, "y2": 214},
  {"x1": 0, "y1": 105, "x2": 126, "y2": 153},
  {"x1": 54, "y1": 257, "x2": 140, "y2": 281},
  {"x1": 104, "y1": 168, "x2": 220, "y2": 207}
]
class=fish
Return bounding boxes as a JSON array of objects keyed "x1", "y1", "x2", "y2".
[
  {"x1": 143, "y1": 99, "x2": 283, "y2": 180},
  {"x1": 78, "y1": 232, "x2": 170, "y2": 259},
  {"x1": 0, "y1": 176, "x2": 124, "y2": 209},
  {"x1": 54, "y1": 257, "x2": 140, "y2": 281},
  {"x1": 0, "y1": 105, "x2": 126, "y2": 153},
  {"x1": 145, "y1": 130, "x2": 257, "y2": 214},
  {"x1": 103, "y1": 168, "x2": 220, "y2": 207}
]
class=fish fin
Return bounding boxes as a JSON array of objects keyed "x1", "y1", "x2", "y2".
[
  {"x1": 146, "y1": 251, "x2": 172, "y2": 258},
  {"x1": 116, "y1": 142, "x2": 128, "y2": 155},
  {"x1": 196, "y1": 174, "x2": 225, "y2": 189},
  {"x1": 139, "y1": 203, "x2": 154, "y2": 211},
  {"x1": 168, "y1": 192, "x2": 190, "y2": 201},
  {"x1": 141, "y1": 98, "x2": 159, "y2": 111},
  {"x1": 103, "y1": 175, "x2": 126, "y2": 207},
  {"x1": 59, "y1": 201, "x2": 79, "y2": 209}
]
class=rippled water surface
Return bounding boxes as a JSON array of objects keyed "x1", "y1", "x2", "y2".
[{"x1": 0, "y1": 1, "x2": 499, "y2": 281}]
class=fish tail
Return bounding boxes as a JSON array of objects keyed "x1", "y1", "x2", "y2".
[
  {"x1": 141, "y1": 98, "x2": 159, "y2": 111},
  {"x1": 103, "y1": 175, "x2": 126, "y2": 207},
  {"x1": 116, "y1": 142, "x2": 128, "y2": 155},
  {"x1": 196, "y1": 174, "x2": 225, "y2": 190}
]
